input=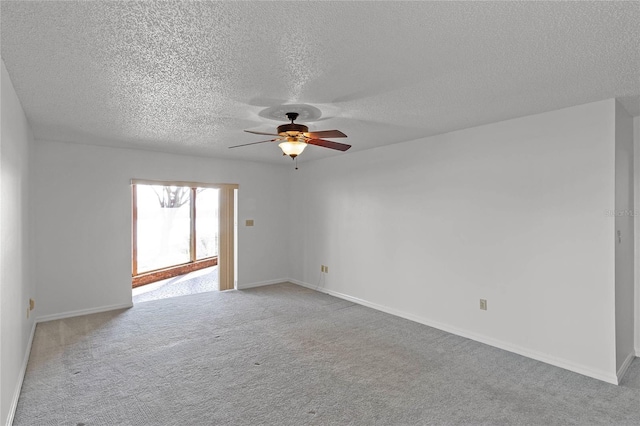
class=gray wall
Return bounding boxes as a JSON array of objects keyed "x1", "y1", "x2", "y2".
[
  {"x1": 1, "y1": 60, "x2": 35, "y2": 425},
  {"x1": 615, "y1": 101, "x2": 635, "y2": 377},
  {"x1": 32, "y1": 140, "x2": 292, "y2": 318},
  {"x1": 290, "y1": 100, "x2": 621, "y2": 383}
]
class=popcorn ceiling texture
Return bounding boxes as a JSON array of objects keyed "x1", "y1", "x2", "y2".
[{"x1": 1, "y1": 1, "x2": 639, "y2": 163}]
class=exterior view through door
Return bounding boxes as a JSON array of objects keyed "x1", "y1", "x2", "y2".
[{"x1": 131, "y1": 180, "x2": 237, "y2": 292}]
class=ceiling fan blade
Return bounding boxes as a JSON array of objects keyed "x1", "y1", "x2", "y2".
[
  {"x1": 229, "y1": 139, "x2": 277, "y2": 149},
  {"x1": 244, "y1": 130, "x2": 280, "y2": 136},
  {"x1": 306, "y1": 138, "x2": 351, "y2": 152},
  {"x1": 304, "y1": 130, "x2": 347, "y2": 139}
]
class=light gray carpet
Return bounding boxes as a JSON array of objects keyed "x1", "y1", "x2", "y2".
[{"x1": 14, "y1": 283, "x2": 640, "y2": 425}]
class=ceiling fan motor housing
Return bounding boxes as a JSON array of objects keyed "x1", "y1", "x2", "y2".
[{"x1": 277, "y1": 122, "x2": 308, "y2": 136}]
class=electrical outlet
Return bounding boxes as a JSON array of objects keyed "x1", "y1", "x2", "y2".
[
  {"x1": 480, "y1": 299, "x2": 487, "y2": 310},
  {"x1": 29, "y1": 298, "x2": 35, "y2": 311},
  {"x1": 321, "y1": 265, "x2": 324, "y2": 272}
]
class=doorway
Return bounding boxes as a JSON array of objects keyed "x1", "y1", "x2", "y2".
[{"x1": 131, "y1": 180, "x2": 237, "y2": 294}]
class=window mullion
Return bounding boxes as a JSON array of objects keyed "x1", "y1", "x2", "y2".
[
  {"x1": 132, "y1": 184, "x2": 138, "y2": 276},
  {"x1": 190, "y1": 187, "x2": 197, "y2": 262}
]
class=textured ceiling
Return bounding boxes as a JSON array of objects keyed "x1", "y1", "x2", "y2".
[{"x1": 1, "y1": 1, "x2": 639, "y2": 164}]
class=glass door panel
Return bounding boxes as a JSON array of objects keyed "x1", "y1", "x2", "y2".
[
  {"x1": 196, "y1": 188, "x2": 219, "y2": 260},
  {"x1": 136, "y1": 185, "x2": 191, "y2": 273}
]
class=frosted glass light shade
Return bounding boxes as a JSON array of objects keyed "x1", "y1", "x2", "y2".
[{"x1": 279, "y1": 140, "x2": 307, "y2": 158}]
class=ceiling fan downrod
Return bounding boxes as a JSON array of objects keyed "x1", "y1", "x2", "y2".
[{"x1": 285, "y1": 112, "x2": 299, "y2": 123}]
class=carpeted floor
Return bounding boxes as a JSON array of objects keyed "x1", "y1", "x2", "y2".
[{"x1": 14, "y1": 283, "x2": 640, "y2": 425}]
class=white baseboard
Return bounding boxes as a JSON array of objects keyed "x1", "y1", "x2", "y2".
[
  {"x1": 617, "y1": 352, "x2": 635, "y2": 383},
  {"x1": 36, "y1": 302, "x2": 133, "y2": 323},
  {"x1": 635, "y1": 347, "x2": 640, "y2": 357},
  {"x1": 290, "y1": 279, "x2": 619, "y2": 385},
  {"x1": 6, "y1": 320, "x2": 36, "y2": 426},
  {"x1": 237, "y1": 278, "x2": 288, "y2": 290}
]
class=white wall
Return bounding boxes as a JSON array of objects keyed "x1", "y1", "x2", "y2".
[
  {"x1": 1, "y1": 60, "x2": 35, "y2": 426},
  {"x1": 614, "y1": 101, "x2": 635, "y2": 378},
  {"x1": 32, "y1": 140, "x2": 290, "y2": 319},
  {"x1": 635, "y1": 115, "x2": 640, "y2": 357},
  {"x1": 290, "y1": 100, "x2": 619, "y2": 383}
]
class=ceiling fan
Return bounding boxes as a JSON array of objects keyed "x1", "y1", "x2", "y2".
[{"x1": 229, "y1": 112, "x2": 351, "y2": 159}]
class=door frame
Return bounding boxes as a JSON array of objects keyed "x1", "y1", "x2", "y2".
[{"x1": 131, "y1": 179, "x2": 238, "y2": 291}]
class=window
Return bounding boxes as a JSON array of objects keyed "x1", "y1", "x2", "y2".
[{"x1": 131, "y1": 180, "x2": 237, "y2": 290}]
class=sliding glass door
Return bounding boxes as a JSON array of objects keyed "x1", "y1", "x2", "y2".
[{"x1": 131, "y1": 180, "x2": 236, "y2": 290}]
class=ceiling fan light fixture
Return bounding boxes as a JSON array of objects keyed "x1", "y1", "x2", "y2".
[{"x1": 279, "y1": 137, "x2": 307, "y2": 159}]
